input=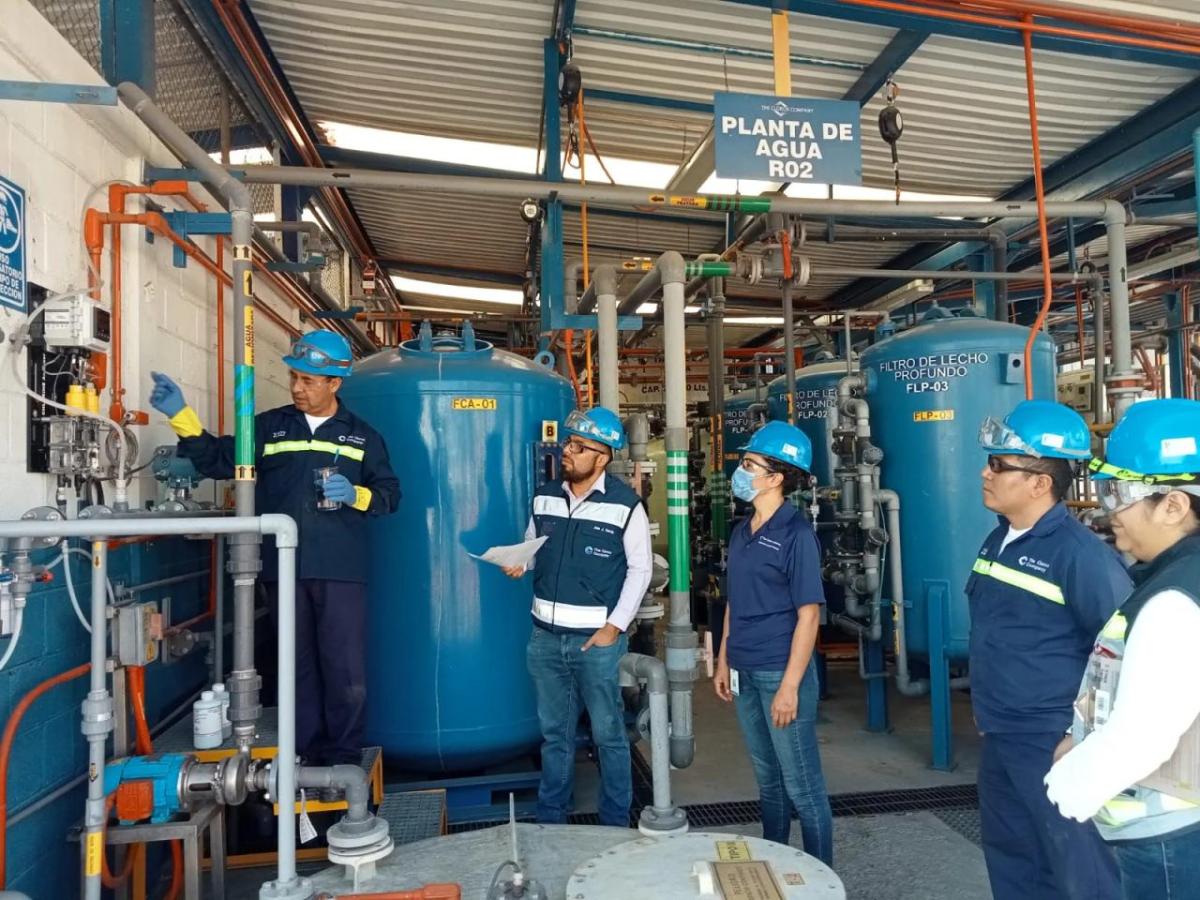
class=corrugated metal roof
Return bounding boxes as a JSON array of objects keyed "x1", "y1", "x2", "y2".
[
  {"x1": 858, "y1": 35, "x2": 1194, "y2": 196},
  {"x1": 248, "y1": 0, "x2": 551, "y2": 145}
]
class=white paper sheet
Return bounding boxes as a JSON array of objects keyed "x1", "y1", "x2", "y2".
[{"x1": 469, "y1": 536, "x2": 548, "y2": 569}]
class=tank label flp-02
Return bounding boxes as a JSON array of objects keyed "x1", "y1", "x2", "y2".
[{"x1": 877, "y1": 352, "x2": 990, "y2": 394}]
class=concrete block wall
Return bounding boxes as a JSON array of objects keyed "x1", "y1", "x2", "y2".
[{"x1": 0, "y1": 3, "x2": 311, "y2": 895}]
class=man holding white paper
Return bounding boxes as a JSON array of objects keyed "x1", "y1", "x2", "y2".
[{"x1": 504, "y1": 407, "x2": 652, "y2": 826}]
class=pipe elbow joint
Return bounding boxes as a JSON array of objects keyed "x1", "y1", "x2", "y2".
[
  {"x1": 669, "y1": 736, "x2": 695, "y2": 769},
  {"x1": 262, "y1": 514, "x2": 299, "y2": 548},
  {"x1": 1101, "y1": 199, "x2": 1128, "y2": 227},
  {"x1": 657, "y1": 250, "x2": 687, "y2": 286}
]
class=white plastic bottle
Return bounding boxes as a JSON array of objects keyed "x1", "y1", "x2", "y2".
[
  {"x1": 193, "y1": 690, "x2": 223, "y2": 749},
  {"x1": 212, "y1": 682, "x2": 232, "y2": 740}
]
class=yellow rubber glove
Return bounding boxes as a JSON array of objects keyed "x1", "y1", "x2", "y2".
[{"x1": 168, "y1": 406, "x2": 204, "y2": 438}]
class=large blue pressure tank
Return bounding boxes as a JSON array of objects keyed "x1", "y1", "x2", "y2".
[
  {"x1": 765, "y1": 360, "x2": 854, "y2": 487},
  {"x1": 721, "y1": 388, "x2": 766, "y2": 477},
  {"x1": 860, "y1": 316, "x2": 1057, "y2": 661},
  {"x1": 339, "y1": 330, "x2": 574, "y2": 772}
]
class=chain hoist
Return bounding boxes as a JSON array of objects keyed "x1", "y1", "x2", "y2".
[{"x1": 878, "y1": 79, "x2": 905, "y2": 204}]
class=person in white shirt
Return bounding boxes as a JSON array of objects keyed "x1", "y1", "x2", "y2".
[
  {"x1": 504, "y1": 408, "x2": 651, "y2": 826},
  {"x1": 1046, "y1": 398, "x2": 1200, "y2": 899}
]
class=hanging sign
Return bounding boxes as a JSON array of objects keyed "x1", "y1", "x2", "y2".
[
  {"x1": 0, "y1": 173, "x2": 26, "y2": 312},
  {"x1": 713, "y1": 92, "x2": 862, "y2": 185}
]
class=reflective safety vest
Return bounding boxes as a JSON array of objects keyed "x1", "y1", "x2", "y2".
[
  {"x1": 1073, "y1": 534, "x2": 1200, "y2": 842},
  {"x1": 971, "y1": 558, "x2": 1064, "y2": 605}
]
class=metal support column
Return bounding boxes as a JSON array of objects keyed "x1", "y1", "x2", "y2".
[
  {"x1": 100, "y1": 0, "x2": 155, "y2": 95},
  {"x1": 1166, "y1": 292, "x2": 1186, "y2": 398},
  {"x1": 864, "y1": 637, "x2": 889, "y2": 734},
  {"x1": 539, "y1": 38, "x2": 565, "y2": 334},
  {"x1": 971, "y1": 250, "x2": 996, "y2": 320}
]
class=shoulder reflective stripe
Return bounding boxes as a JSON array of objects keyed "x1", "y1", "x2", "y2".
[
  {"x1": 262, "y1": 440, "x2": 366, "y2": 461},
  {"x1": 1101, "y1": 611, "x2": 1128, "y2": 640},
  {"x1": 533, "y1": 495, "x2": 569, "y2": 518},
  {"x1": 532, "y1": 597, "x2": 608, "y2": 629},
  {"x1": 971, "y1": 558, "x2": 1065, "y2": 604},
  {"x1": 573, "y1": 501, "x2": 632, "y2": 529}
]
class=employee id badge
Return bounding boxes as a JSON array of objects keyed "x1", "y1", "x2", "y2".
[{"x1": 730, "y1": 668, "x2": 740, "y2": 696}]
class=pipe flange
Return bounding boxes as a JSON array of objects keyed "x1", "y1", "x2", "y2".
[
  {"x1": 77, "y1": 504, "x2": 114, "y2": 521},
  {"x1": 258, "y1": 876, "x2": 314, "y2": 900},
  {"x1": 793, "y1": 254, "x2": 811, "y2": 287},
  {"x1": 638, "y1": 806, "x2": 689, "y2": 835},
  {"x1": 18, "y1": 507, "x2": 65, "y2": 550},
  {"x1": 327, "y1": 814, "x2": 391, "y2": 852}
]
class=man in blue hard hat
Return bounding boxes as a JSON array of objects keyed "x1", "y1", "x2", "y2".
[
  {"x1": 970, "y1": 399, "x2": 1128, "y2": 900},
  {"x1": 504, "y1": 407, "x2": 652, "y2": 826},
  {"x1": 148, "y1": 330, "x2": 400, "y2": 770}
]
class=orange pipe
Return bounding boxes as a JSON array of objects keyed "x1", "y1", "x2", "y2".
[
  {"x1": 834, "y1": 0, "x2": 1200, "y2": 55},
  {"x1": 1020, "y1": 15, "x2": 1054, "y2": 400},
  {"x1": 930, "y1": 0, "x2": 1200, "y2": 43},
  {"x1": 0, "y1": 663, "x2": 91, "y2": 887},
  {"x1": 108, "y1": 188, "x2": 125, "y2": 421},
  {"x1": 322, "y1": 888, "x2": 462, "y2": 900},
  {"x1": 217, "y1": 238, "x2": 226, "y2": 435}
]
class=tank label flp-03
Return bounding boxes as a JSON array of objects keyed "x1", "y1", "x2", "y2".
[{"x1": 878, "y1": 352, "x2": 990, "y2": 394}]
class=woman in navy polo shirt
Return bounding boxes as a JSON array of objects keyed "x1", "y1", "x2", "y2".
[{"x1": 714, "y1": 421, "x2": 833, "y2": 864}]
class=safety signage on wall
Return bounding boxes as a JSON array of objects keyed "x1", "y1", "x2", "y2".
[
  {"x1": 713, "y1": 92, "x2": 862, "y2": 185},
  {"x1": 0, "y1": 174, "x2": 26, "y2": 313}
]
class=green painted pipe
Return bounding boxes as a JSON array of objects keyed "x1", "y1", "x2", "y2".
[
  {"x1": 684, "y1": 261, "x2": 735, "y2": 278},
  {"x1": 666, "y1": 451, "x2": 691, "y2": 595}
]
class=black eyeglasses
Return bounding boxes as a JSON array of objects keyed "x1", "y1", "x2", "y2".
[
  {"x1": 563, "y1": 439, "x2": 603, "y2": 456},
  {"x1": 987, "y1": 455, "x2": 1040, "y2": 476}
]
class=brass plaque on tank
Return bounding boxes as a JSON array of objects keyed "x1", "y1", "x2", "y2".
[
  {"x1": 712, "y1": 861, "x2": 786, "y2": 900},
  {"x1": 451, "y1": 397, "x2": 497, "y2": 411},
  {"x1": 913, "y1": 409, "x2": 955, "y2": 422}
]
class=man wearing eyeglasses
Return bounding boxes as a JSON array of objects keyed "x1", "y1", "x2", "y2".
[
  {"x1": 148, "y1": 329, "x2": 399, "y2": 774},
  {"x1": 503, "y1": 407, "x2": 651, "y2": 827},
  {"x1": 970, "y1": 400, "x2": 1129, "y2": 900}
]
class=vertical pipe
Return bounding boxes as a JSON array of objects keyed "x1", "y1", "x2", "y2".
[
  {"x1": 217, "y1": 86, "x2": 231, "y2": 437},
  {"x1": 659, "y1": 252, "x2": 697, "y2": 769},
  {"x1": 116, "y1": 82, "x2": 262, "y2": 750},
  {"x1": 1194, "y1": 128, "x2": 1200, "y2": 249},
  {"x1": 81, "y1": 540, "x2": 112, "y2": 900},
  {"x1": 1094, "y1": 282, "x2": 1109, "y2": 424},
  {"x1": 595, "y1": 266, "x2": 620, "y2": 412},
  {"x1": 990, "y1": 231, "x2": 1009, "y2": 322},
  {"x1": 274, "y1": 544, "x2": 298, "y2": 887},
  {"x1": 782, "y1": 281, "x2": 797, "y2": 425},
  {"x1": 1103, "y1": 205, "x2": 1137, "y2": 418},
  {"x1": 771, "y1": 9, "x2": 792, "y2": 96},
  {"x1": 707, "y1": 278, "x2": 728, "y2": 543},
  {"x1": 213, "y1": 535, "x2": 225, "y2": 683}
]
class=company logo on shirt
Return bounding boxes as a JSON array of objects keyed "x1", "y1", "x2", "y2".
[
  {"x1": 272, "y1": 430, "x2": 287, "y2": 439},
  {"x1": 1017, "y1": 555, "x2": 1050, "y2": 573},
  {"x1": 584, "y1": 546, "x2": 613, "y2": 559},
  {"x1": 339, "y1": 434, "x2": 367, "y2": 447},
  {"x1": 756, "y1": 537, "x2": 783, "y2": 551}
]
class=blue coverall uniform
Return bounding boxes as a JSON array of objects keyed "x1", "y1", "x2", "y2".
[
  {"x1": 968, "y1": 502, "x2": 1130, "y2": 900},
  {"x1": 180, "y1": 400, "x2": 399, "y2": 764}
]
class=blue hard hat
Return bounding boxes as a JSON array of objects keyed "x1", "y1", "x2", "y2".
[
  {"x1": 1092, "y1": 399, "x2": 1200, "y2": 481},
  {"x1": 565, "y1": 407, "x2": 626, "y2": 451},
  {"x1": 741, "y1": 420, "x2": 813, "y2": 472},
  {"x1": 283, "y1": 330, "x2": 353, "y2": 377},
  {"x1": 979, "y1": 400, "x2": 1091, "y2": 460}
]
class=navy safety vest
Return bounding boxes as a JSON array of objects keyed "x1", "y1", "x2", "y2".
[
  {"x1": 530, "y1": 476, "x2": 642, "y2": 633},
  {"x1": 1073, "y1": 534, "x2": 1200, "y2": 843}
]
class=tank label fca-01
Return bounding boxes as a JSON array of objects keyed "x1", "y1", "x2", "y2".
[
  {"x1": 451, "y1": 397, "x2": 498, "y2": 411},
  {"x1": 878, "y1": 352, "x2": 990, "y2": 394}
]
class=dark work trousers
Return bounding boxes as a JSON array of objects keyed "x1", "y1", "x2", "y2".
[
  {"x1": 979, "y1": 731, "x2": 1120, "y2": 900},
  {"x1": 265, "y1": 579, "x2": 368, "y2": 765}
]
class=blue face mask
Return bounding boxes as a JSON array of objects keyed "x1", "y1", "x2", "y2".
[{"x1": 731, "y1": 466, "x2": 760, "y2": 502}]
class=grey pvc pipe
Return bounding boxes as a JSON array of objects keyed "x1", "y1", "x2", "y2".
[
  {"x1": 258, "y1": 220, "x2": 321, "y2": 236},
  {"x1": 818, "y1": 226, "x2": 993, "y2": 242},
  {"x1": 233, "y1": 165, "x2": 1115, "y2": 222},
  {"x1": 115, "y1": 569, "x2": 207, "y2": 599},
  {"x1": 566, "y1": 261, "x2": 586, "y2": 314},
  {"x1": 1103, "y1": 211, "x2": 1138, "y2": 417},
  {"x1": 117, "y1": 82, "x2": 265, "y2": 754},
  {"x1": 214, "y1": 535, "x2": 225, "y2": 683},
  {"x1": 990, "y1": 230, "x2": 1009, "y2": 322},
  {"x1": 297, "y1": 765, "x2": 371, "y2": 824},
  {"x1": 595, "y1": 266, "x2": 620, "y2": 412},
  {"x1": 619, "y1": 653, "x2": 684, "y2": 832},
  {"x1": 82, "y1": 540, "x2": 110, "y2": 900},
  {"x1": 707, "y1": 278, "x2": 726, "y2": 421}
]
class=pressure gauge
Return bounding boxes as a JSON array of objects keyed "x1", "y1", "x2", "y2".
[{"x1": 519, "y1": 198, "x2": 542, "y2": 224}]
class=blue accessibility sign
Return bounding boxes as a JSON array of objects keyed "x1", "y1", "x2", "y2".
[
  {"x1": 0, "y1": 173, "x2": 26, "y2": 313},
  {"x1": 713, "y1": 92, "x2": 862, "y2": 185}
]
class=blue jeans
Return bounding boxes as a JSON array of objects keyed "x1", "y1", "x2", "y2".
[
  {"x1": 1114, "y1": 827, "x2": 1200, "y2": 900},
  {"x1": 732, "y1": 662, "x2": 833, "y2": 865},
  {"x1": 979, "y1": 731, "x2": 1119, "y2": 900},
  {"x1": 526, "y1": 626, "x2": 631, "y2": 826}
]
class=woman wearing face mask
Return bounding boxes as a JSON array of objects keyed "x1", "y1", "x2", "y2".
[
  {"x1": 713, "y1": 421, "x2": 832, "y2": 864},
  {"x1": 1045, "y1": 398, "x2": 1200, "y2": 899}
]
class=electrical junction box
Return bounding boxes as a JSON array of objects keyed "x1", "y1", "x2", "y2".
[
  {"x1": 41, "y1": 294, "x2": 111, "y2": 352},
  {"x1": 115, "y1": 601, "x2": 162, "y2": 666},
  {"x1": 1058, "y1": 369, "x2": 1096, "y2": 422}
]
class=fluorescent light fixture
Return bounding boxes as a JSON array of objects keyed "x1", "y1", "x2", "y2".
[
  {"x1": 863, "y1": 279, "x2": 934, "y2": 312},
  {"x1": 208, "y1": 146, "x2": 275, "y2": 166},
  {"x1": 726, "y1": 316, "x2": 785, "y2": 325},
  {"x1": 391, "y1": 275, "x2": 523, "y2": 306},
  {"x1": 636, "y1": 303, "x2": 658, "y2": 314}
]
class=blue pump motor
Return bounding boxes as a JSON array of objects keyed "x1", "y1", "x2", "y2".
[{"x1": 103, "y1": 754, "x2": 191, "y2": 824}]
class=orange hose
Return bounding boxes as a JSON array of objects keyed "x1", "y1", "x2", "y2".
[
  {"x1": 108, "y1": 186, "x2": 126, "y2": 421},
  {"x1": 563, "y1": 330, "x2": 582, "y2": 405},
  {"x1": 216, "y1": 237, "x2": 226, "y2": 435},
  {"x1": 0, "y1": 663, "x2": 91, "y2": 887},
  {"x1": 834, "y1": 0, "x2": 1200, "y2": 55},
  {"x1": 1020, "y1": 14, "x2": 1054, "y2": 400},
  {"x1": 577, "y1": 89, "x2": 596, "y2": 407},
  {"x1": 100, "y1": 794, "x2": 140, "y2": 888}
]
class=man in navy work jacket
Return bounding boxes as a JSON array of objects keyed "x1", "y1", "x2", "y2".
[
  {"x1": 504, "y1": 407, "x2": 652, "y2": 826},
  {"x1": 149, "y1": 329, "x2": 400, "y2": 769},
  {"x1": 971, "y1": 400, "x2": 1129, "y2": 900}
]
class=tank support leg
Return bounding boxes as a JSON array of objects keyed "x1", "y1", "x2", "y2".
[
  {"x1": 926, "y1": 581, "x2": 955, "y2": 772},
  {"x1": 865, "y1": 637, "x2": 890, "y2": 733}
]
